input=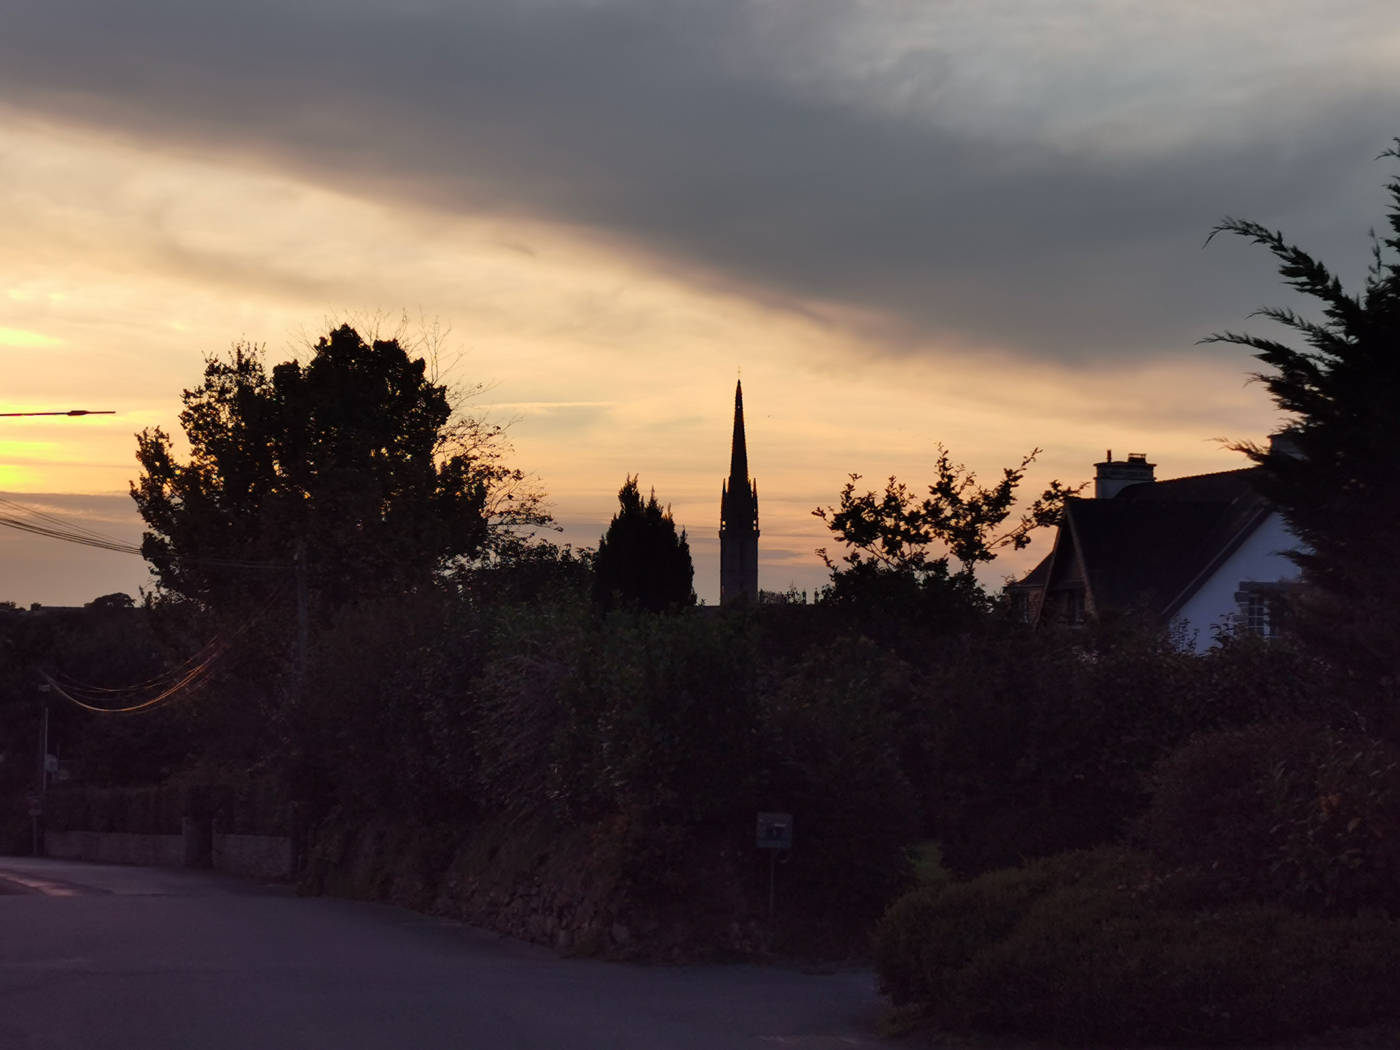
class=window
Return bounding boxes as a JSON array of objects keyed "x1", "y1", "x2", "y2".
[{"x1": 1233, "y1": 582, "x2": 1288, "y2": 639}]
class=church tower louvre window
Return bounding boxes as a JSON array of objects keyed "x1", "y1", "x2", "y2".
[{"x1": 719, "y1": 379, "x2": 759, "y2": 605}]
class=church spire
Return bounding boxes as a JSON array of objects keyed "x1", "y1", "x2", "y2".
[
  {"x1": 720, "y1": 378, "x2": 759, "y2": 605},
  {"x1": 729, "y1": 380, "x2": 749, "y2": 484}
]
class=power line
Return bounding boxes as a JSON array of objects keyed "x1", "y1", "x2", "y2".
[
  {"x1": 0, "y1": 494, "x2": 136, "y2": 546},
  {"x1": 38, "y1": 647, "x2": 224, "y2": 715},
  {"x1": 34, "y1": 572, "x2": 292, "y2": 716},
  {"x1": 0, "y1": 515, "x2": 143, "y2": 555},
  {"x1": 0, "y1": 493, "x2": 289, "y2": 569},
  {"x1": 46, "y1": 636, "x2": 226, "y2": 697}
]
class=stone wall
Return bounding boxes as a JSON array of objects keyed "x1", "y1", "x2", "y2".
[
  {"x1": 43, "y1": 826, "x2": 295, "y2": 881},
  {"x1": 213, "y1": 832, "x2": 295, "y2": 880},
  {"x1": 44, "y1": 830, "x2": 186, "y2": 868},
  {"x1": 300, "y1": 813, "x2": 769, "y2": 962}
]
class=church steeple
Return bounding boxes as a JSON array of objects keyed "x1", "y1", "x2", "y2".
[
  {"x1": 729, "y1": 380, "x2": 749, "y2": 485},
  {"x1": 720, "y1": 379, "x2": 759, "y2": 605}
]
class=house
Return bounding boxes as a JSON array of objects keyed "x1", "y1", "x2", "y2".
[{"x1": 1008, "y1": 450, "x2": 1299, "y2": 651}]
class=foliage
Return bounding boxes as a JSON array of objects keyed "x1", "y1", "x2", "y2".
[
  {"x1": 1205, "y1": 141, "x2": 1400, "y2": 715},
  {"x1": 814, "y1": 445, "x2": 1079, "y2": 581},
  {"x1": 455, "y1": 540, "x2": 594, "y2": 609},
  {"x1": 295, "y1": 588, "x2": 482, "y2": 822},
  {"x1": 963, "y1": 884, "x2": 1400, "y2": 1044},
  {"x1": 813, "y1": 557, "x2": 992, "y2": 643},
  {"x1": 876, "y1": 847, "x2": 1400, "y2": 1044},
  {"x1": 875, "y1": 849, "x2": 1102, "y2": 1006},
  {"x1": 470, "y1": 607, "x2": 921, "y2": 951},
  {"x1": 757, "y1": 638, "x2": 919, "y2": 932},
  {"x1": 131, "y1": 324, "x2": 548, "y2": 616},
  {"x1": 591, "y1": 476, "x2": 694, "y2": 612},
  {"x1": 0, "y1": 602, "x2": 198, "y2": 789},
  {"x1": 86, "y1": 592, "x2": 135, "y2": 610},
  {"x1": 1140, "y1": 721, "x2": 1400, "y2": 914},
  {"x1": 44, "y1": 783, "x2": 185, "y2": 834},
  {"x1": 906, "y1": 625, "x2": 1191, "y2": 871},
  {"x1": 549, "y1": 612, "x2": 757, "y2": 825},
  {"x1": 887, "y1": 620, "x2": 1343, "y2": 875},
  {"x1": 471, "y1": 597, "x2": 595, "y2": 817}
]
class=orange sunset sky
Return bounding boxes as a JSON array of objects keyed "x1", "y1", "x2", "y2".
[{"x1": 3, "y1": 1, "x2": 1397, "y2": 605}]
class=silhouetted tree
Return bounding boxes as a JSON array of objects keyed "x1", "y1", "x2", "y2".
[
  {"x1": 132, "y1": 324, "x2": 549, "y2": 615},
  {"x1": 1206, "y1": 141, "x2": 1400, "y2": 717},
  {"x1": 592, "y1": 476, "x2": 694, "y2": 612},
  {"x1": 816, "y1": 446, "x2": 1076, "y2": 581},
  {"x1": 86, "y1": 592, "x2": 135, "y2": 610}
]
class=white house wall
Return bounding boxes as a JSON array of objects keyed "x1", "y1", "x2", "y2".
[{"x1": 1172, "y1": 510, "x2": 1299, "y2": 653}]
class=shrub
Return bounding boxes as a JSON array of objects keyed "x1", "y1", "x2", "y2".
[
  {"x1": 876, "y1": 846, "x2": 1400, "y2": 1044},
  {"x1": 913, "y1": 626, "x2": 1200, "y2": 873},
  {"x1": 962, "y1": 891, "x2": 1400, "y2": 1044},
  {"x1": 297, "y1": 589, "x2": 482, "y2": 821},
  {"x1": 472, "y1": 600, "x2": 591, "y2": 817},
  {"x1": 548, "y1": 611, "x2": 760, "y2": 826},
  {"x1": 1141, "y1": 721, "x2": 1400, "y2": 913},
  {"x1": 758, "y1": 638, "x2": 919, "y2": 933},
  {"x1": 874, "y1": 847, "x2": 1148, "y2": 1007}
]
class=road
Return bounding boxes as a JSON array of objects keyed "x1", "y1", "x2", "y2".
[{"x1": 0, "y1": 858, "x2": 886, "y2": 1050}]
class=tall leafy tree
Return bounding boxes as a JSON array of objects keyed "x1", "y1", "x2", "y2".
[
  {"x1": 132, "y1": 324, "x2": 548, "y2": 615},
  {"x1": 592, "y1": 476, "x2": 695, "y2": 612},
  {"x1": 814, "y1": 445, "x2": 1077, "y2": 587},
  {"x1": 1206, "y1": 142, "x2": 1400, "y2": 708}
]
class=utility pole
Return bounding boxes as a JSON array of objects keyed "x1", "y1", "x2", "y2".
[
  {"x1": 33, "y1": 683, "x2": 51, "y2": 857},
  {"x1": 294, "y1": 537, "x2": 309, "y2": 688},
  {"x1": 6, "y1": 406, "x2": 116, "y2": 857}
]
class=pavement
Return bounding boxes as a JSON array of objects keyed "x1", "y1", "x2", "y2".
[{"x1": 0, "y1": 856, "x2": 889, "y2": 1050}]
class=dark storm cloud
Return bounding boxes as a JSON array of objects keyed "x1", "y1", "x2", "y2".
[{"x1": 3, "y1": 0, "x2": 1395, "y2": 362}]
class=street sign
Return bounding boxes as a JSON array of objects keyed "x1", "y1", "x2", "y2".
[{"x1": 756, "y1": 811, "x2": 793, "y2": 850}]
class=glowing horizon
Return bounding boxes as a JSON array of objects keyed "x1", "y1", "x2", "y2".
[{"x1": 3, "y1": 1, "x2": 1390, "y2": 605}]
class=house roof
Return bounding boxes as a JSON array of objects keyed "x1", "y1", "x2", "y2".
[
  {"x1": 1116, "y1": 467, "x2": 1256, "y2": 504},
  {"x1": 1006, "y1": 549, "x2": 1051, "y2": 592},
  {"x1": 1025, "y1": 466, "x2": 1272, "y2": 622}
]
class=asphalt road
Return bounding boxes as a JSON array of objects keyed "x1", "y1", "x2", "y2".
[{"x1": 0, "y1": 858, "x2": 886, "y2": 1050}]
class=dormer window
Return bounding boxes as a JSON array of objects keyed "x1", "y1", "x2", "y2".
[
  {"x1": 1065, "y1": 588, "x2": 1086, "y2": 626},
  {"x1": 1234, "y1": 582, "x2": 1289, "y2": 639}
]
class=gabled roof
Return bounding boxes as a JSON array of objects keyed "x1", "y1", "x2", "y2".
[
  {"x1": 1116, "y1": 467, "x2": 1256, "y2": 504},
  {"x1": 1025, "y1": 466, "x2": 1273, "y2": 623}
]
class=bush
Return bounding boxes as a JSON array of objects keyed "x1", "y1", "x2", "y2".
[
  {"x1": 477, "y1": 612, "x2": 920, "y2": 955},
  {"x1": 297, "y1": 589, "x2": 482, "y2": 821},
  {"x1": 1141, "y1": 721, "x2": 1400, "y2": 913},
  {"x1": 548, "y1": 611, "x2": 760, "y2": 826},
  {"x1": 876, "y1": 846, "x2": 1400, "y2": 1044},
  {"x1": 912, "y1": 626, "x2": 1200, "y2": 872},
  {"x1": 471, "y1": 600, "x2": 591, "y2": 817},
  {"x1": 44, "y1": 783, "x2": 183, "y2": 834},
  {"x1": 758, "y1": 637, "x2": 919, "y2": 942},
  {"x1": 963, "y1": 890, "x2": 1400, "y2": 1044},
  {"x1": 875, "y1": 847, "x2": 1148, "y2": 1006}
]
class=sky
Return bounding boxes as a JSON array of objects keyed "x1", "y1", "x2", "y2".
[{"x1": 2, "y1": 0, "x2": 1398, "y2": 606}]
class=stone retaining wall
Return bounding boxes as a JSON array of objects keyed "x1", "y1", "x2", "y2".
[
  {"x1": 213, "y1": 832, "x2": 294, "y2": 880},
  {"x1": 44, "y1": 830, "x2": 186, "y2": 868},
  {"x1": 43, "y1": 827, "x2": 294, "y2": 881}
]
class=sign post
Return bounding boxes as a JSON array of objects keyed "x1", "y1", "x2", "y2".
[
  {"x1": 26, "y1": 791, "x2": 41, "y2": 857},
  {"x1": 756, "y1": 812, "x2": 793, "y2": 921}
]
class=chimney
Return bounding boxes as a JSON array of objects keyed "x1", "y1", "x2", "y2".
[
  {"x1": 1268, "y1": 430, "x2": 1303, "y2": 460},
  {"x1": 1094, "y1": 450, "x2": 1155, "y2": 499}
]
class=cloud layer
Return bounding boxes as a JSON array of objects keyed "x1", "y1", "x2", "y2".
[{"x1": 5, "y1": 0, "x2": 1397, "y2": 365}]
